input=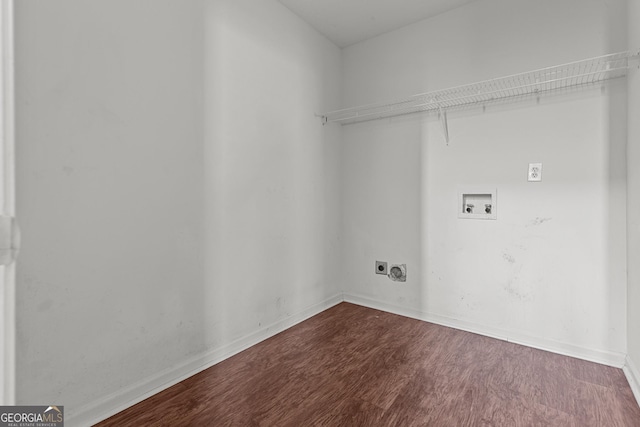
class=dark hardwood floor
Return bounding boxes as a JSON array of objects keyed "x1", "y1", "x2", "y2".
[{"x1": 96, "y1": 303, "x2": 640, "y2": 426}]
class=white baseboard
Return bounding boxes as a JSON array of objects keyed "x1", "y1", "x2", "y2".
[
  {"x1": 624, "y1": 356, "x2": 640, "y2": 407},
  {"x1": 70, "y1": 293, "x2": 344, "y2": 427},
  {"x1": 343, "y1": 293, "x2": 626, "y2": 368}
]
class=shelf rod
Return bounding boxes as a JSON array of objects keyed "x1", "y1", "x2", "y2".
[{"x1": 329, "y1": 66, "x2": 628, "y2": 123}]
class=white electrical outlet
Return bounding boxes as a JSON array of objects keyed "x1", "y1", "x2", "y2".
[{"x1": 528, "y1": 163, "x2": 543, "y2": 182}]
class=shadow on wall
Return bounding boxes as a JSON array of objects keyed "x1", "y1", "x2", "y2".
[{"x1": 199, "y1": 0, "x2": 342, "y2": 369}]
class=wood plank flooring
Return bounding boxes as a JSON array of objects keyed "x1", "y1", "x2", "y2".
[{"x1": 96, "y1": 303, "x2": 640, "y2": 426}]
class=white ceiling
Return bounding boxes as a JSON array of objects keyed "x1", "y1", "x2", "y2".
[{"x1": 277, "y1": 0, "x2": 480, "y2": 48}]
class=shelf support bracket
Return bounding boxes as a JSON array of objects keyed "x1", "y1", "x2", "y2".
[
  {"x1": 438, "y1": 107, "x2": 449, "y2": 145},
  {"x1": 631, "y1": 49, "x2": 640, "y2": 69},
  {"x1": 315, "y1": 113, "x2": 328, "y2": 126}
]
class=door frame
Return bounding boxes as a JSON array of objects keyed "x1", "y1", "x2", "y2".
[{"x1": 0, "y1": 0, "x2": 15, "y2": 406}]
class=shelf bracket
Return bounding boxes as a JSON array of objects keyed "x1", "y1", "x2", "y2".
[
  {"x1": 631, "y1": 49, "x2": 640, "y2": 69},
  {"x1": 438, "y1": 107, "x2": 449, "y2": 145},
  {"x1": 315, "y1": 113, "x2": 328, "y2": 126}
]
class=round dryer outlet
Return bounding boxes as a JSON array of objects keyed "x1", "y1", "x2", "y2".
[{"x1": 388, "y1": 264, "x2": 406, "y2": 282}]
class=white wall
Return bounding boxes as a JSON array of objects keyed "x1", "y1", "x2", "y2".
[
  {"x1": 341, "y1": 0, "x2": 628, "y2": 364},
  {"x1": 15, "y1": 0, "x2": 205, "y2": 413},
  {"x1": 15, "y1": 0, "x2": 342, "y2": 423},
  {"x1": 13, "y1": 0, "x2": 636, "y2": 422},
  {"x1": 626, "y1": 0, "x2": 640, "y2": 399},
  {"x1": 201, "y1": 0, "x2": 342, "y2": 348}
]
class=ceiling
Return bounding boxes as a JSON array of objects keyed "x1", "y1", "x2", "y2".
[{"x1": 277, "y1": 0, "x2": 480, "y2": 48}]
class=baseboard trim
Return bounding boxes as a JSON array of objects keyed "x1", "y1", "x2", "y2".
[
  {"x1": 343, "y1": 293, "x2": 626, "y2": 368},
  {"x1": 624, "y1": 356, "x2": 640, "y2": 407},
  {"x1": 70, "y1": 293, "x2": 344, "y2": 427}
]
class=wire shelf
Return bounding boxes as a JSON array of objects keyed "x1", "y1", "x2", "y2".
[{"x1": 321, "y1": 50, "x2": 638, "y2": 125}]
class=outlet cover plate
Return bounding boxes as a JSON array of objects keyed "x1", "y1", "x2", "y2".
[
  {"x1": 528, "y1": 163, "x2": 543, "y2": 182},
  {"x1": 375, "y1": 261, "x2": 387, "y2": 275}
]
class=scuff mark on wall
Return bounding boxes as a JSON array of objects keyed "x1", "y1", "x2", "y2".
[
  {"x1": 502, "y1": 253, "x2": 516, "y2": 264},
  {"x1": 501, "y1": 244, "x2": 534, "y2": 302},
  {"x1": 528, "y1": 217, "x2": 553, "y2": 227},
  {"x1": 504, "y1": 279, "x2": 534, "y2": 302}
]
